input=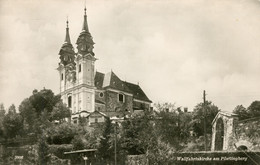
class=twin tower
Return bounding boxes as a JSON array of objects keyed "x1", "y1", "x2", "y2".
[
  {"x1": 57, "y1": 7, "x2": 152, "y2": 123},
  {"x1": 57, "y1": 8, "x2": 96, "y2": 117}
]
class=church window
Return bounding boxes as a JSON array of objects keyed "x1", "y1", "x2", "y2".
[
  {"x1": 215, "y1": 118, "x2": 224, "y2": 151},
  {"x1": 79, "y1": 64, "x2": 81, "y2": 72},
  {"x1": 118, "y1": 94, "x2": 124, "y2": 102},
  {"x1": 68, "y1": 96, "x2": 72, "y2": 108},
  {"x1": 99, "y1": 92, "x2": 104, "y2": 98},
  {"x1": 95, "y1": 118, "x2": 98, "y2": 123},
  {"x1": 61, "y1": 73, "x2": 63, "y2": 80}
]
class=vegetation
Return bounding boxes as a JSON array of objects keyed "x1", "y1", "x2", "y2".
[
  {"x1": 2, "y1": 104, "x2": 23, "y2": 139},
  {"x1": 0, "y1": 88, "x2": 259, "y2": 164},
  {"x1": 191, "y1": 101, "x2": 220, "y2": 137},
  {"x1": 233, "y1": 101, "x2": 260, "y2": 120}
]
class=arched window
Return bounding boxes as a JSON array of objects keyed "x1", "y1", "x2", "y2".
[
  {"x1": 78, "y1": 64, "x2": 81, "y2": 72},
  {"x1": 215, "y1": 118, "x2": 224, "y2": 151},
  {"x1": 68, "y1": 95, "x2": 72, "y2": 108},
  {"x1": 237, "y1": 145, "x2": 248, "y2": 151}
]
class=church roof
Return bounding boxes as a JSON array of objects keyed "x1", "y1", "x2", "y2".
[
  {"x1": 124, "y1": 81, "x2": 151, "y2": 103},
  {"x1": 94, "y1": 72, "x2": 105, "y2": 89},
  {"x1": 65, "y1": 19, "x2": 71, "y2": 44},
  {"x1": 94, "y1": 71, "x2": 152, "y2": 103},
  {"x1": 76, "y1": 7, "x2": 94, "y2": 45},
  {"x1": 212, "y1": 111, "x2": 238, "y2": 125},
  {"x1": 58, "y1": 20, "x2": 75, "y2": 66},
  {"x1": 103, "y1": 71, "x2": 132, "y2": 93}
]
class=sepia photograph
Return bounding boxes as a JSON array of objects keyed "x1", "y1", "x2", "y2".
[{"x1": 0, "y1": 0, "x2": 260, "y2": 164}]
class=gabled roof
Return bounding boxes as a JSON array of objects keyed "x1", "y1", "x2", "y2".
[
  {"x1": 212, "y1": 111, "x2": 238, "y2": 125},
  {"x1": 94, "y1": 72, "x2": 105, "y2": 89},
  {"x1": 94, "y1": 71, "x2": 152, "y2": 103},
  {"x1": 102, "y1": 71, "x2": 132, "y2": 93},
  {"x1": 124, "y1": 81, "x2": 152, "y2": 103},
  {"x1": 87, "y1": 110, "x2": 107, "y2": 118}
]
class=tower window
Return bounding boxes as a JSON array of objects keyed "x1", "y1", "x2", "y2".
[
  {"x1": 118, "y1": 94, "x2": 124, "y2": 102},
  {"x1": 61, "y1": 73, "x2": 63, "y2": 80},
  {"x1": 79, "y1": 64, "x2": 81, "y2": 72},
  {"x1": 99, "y1": 92, "x2": 104, "y2": 98},
  {"x1": 68, "y1": 96, "x2": 72, "y2": 108}
]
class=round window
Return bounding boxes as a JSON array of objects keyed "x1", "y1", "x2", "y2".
[{"x1": 99, "y1": 92, "x2": 104, "y2": 98}]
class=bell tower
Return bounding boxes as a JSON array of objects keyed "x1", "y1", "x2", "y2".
[
  {"x1": 57, "y1": 7, "x2": 96, "y2": 122},
  {"x1": 74, "y1": 7, "x2": 96, "y2": 115},
  {"x1": 57, "y1": 19, "x2": 76, "y2": 111}
]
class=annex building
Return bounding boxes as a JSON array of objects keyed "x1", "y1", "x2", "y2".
[{"x1": 57, "y1": 8, "x2": 152, "y2": 124}]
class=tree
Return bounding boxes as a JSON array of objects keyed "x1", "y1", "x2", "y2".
[
  {"x1": 8, "y1": 104, "x2": 16, "y2": 113},
  {"x1": 19, "y1": 98, "x2": 37, "y2": 133},
  {"x1": 38, "y1": 135, "x2": 49, "y2": 165},
  {"x1": 29, "y1": 89, "x2": 60, "y2": 117},
  {"x1": 97, "y1": 118, "x2": 113, "y2": 164},
  {"x1": 0, "y1": 103, "x2": 5, "y2": 114},
  {"x1": 120, "y1": 108, "x2": 159, "y2": 161},
  {"x1": 46, "y1": 123, "x2": 78, "y2": 144},
  {"x1": 50, "y1": 101, "x2": 71, "y2": 122},
  {"x1": 233, "y1": 105, "x2": 249, "y2": 120},
  {"x1": 247, "y1": 100, "x2": 260, "y2": 118},
  {"x1": 154, "y1": 103, "x2": 192, "y2": 149},
  {"x1": 120, "y1": 103, "x2": 190, "y2": 164},
  {"x1": 0, "y1": 103, "x2": 5, "y2": 138},
  {"x1": 2, "y1": 105, "x2": 23, "y2": 138},
  {"x1": 19, "y1": 88, "x2": 65, "y2": 135},
  {"x1": 233, "y1": 101, "x2": 260, "y2": 121},
  {"x1": 71, "y1": 135, "x2": 86, "y2": 150},
  {"x1": 191, "y1": 101, "x2": 220, "y2": 137}
]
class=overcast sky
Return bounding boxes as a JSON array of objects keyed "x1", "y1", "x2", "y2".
[{"x1": 0, "y1": 0, "x2": 260, "y2": 112}]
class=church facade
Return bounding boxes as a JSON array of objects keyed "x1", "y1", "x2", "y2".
[{"x1": 57, "y1": 8, "x2": 152, "y2": 124}]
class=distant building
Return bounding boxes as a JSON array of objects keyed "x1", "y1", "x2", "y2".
[{"x1": 57, "y1": 7, "x2": 152, "y2": 124}]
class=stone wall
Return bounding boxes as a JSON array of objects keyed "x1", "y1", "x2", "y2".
[
  {"x1": 235, "y1": 119, "x2": 260, "y2": 150},
  {"x1": 211, "y1": 112, "x2": 238, "y2": 151},
  {"x1": 105, "y1": 90, "x2": 133, "y2": 112},
  {"x1": 212, "y1": 112, "x2": 259, "y2": 152}
]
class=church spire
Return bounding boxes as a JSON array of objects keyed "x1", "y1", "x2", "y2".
[
  {"x1": 65, "y1": 18, "x2": 71, "y2": 44},
  {"x1": 76, "y1": 7, "x2": 95, "y2": 56},
  {"x1": 82, "y1": 7, "x2": 89, "y2": 32},
  {"x1": 58, "y1": 19, "x2": 75, "y2": 66}
]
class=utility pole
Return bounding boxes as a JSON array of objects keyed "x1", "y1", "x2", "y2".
[
  {"x1": 114, "y1": 121, "x2": 117, "y2": 165},
  {"x1": 203, "y1": 90, "x2": 208, "y2": 151}
]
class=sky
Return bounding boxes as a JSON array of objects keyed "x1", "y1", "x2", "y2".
[{"x1": 0, "y1": 0, "x2": 260, "y2": 112}]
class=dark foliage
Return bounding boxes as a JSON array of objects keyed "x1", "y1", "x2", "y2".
[
  {"x1": 2, "y1": 105, "x2": 23, "y2": 138},
  {"x1": 38, "y1": 135, "x2": 49, "y2": 165},
  {"x1": 192, "y1": 101, "x2": 220, "y2": 137},
  {"x1": 97, "y1": 118, "x2": 113, "y2": 163},
  {"x1": 233, "y1": 100, "x2": 260, "y2": 121},
  {"x1": 46, "y1": 123, "x2": 78, "y2": 144}
]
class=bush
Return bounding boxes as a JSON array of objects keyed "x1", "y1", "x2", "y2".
[
  {"x1": 46, "y1": 123, "x2": 79, "y2": 144},
  {"x1": 38, "y1": 136, "x2": 49, "y2": 165},
  {"x1": 48, "y1": 144, "x2": 73, "y2": 159}
]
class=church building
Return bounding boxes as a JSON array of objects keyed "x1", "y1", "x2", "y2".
[{"x1": 57, "y1": 8, "x2": 152, "y2": 124}]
